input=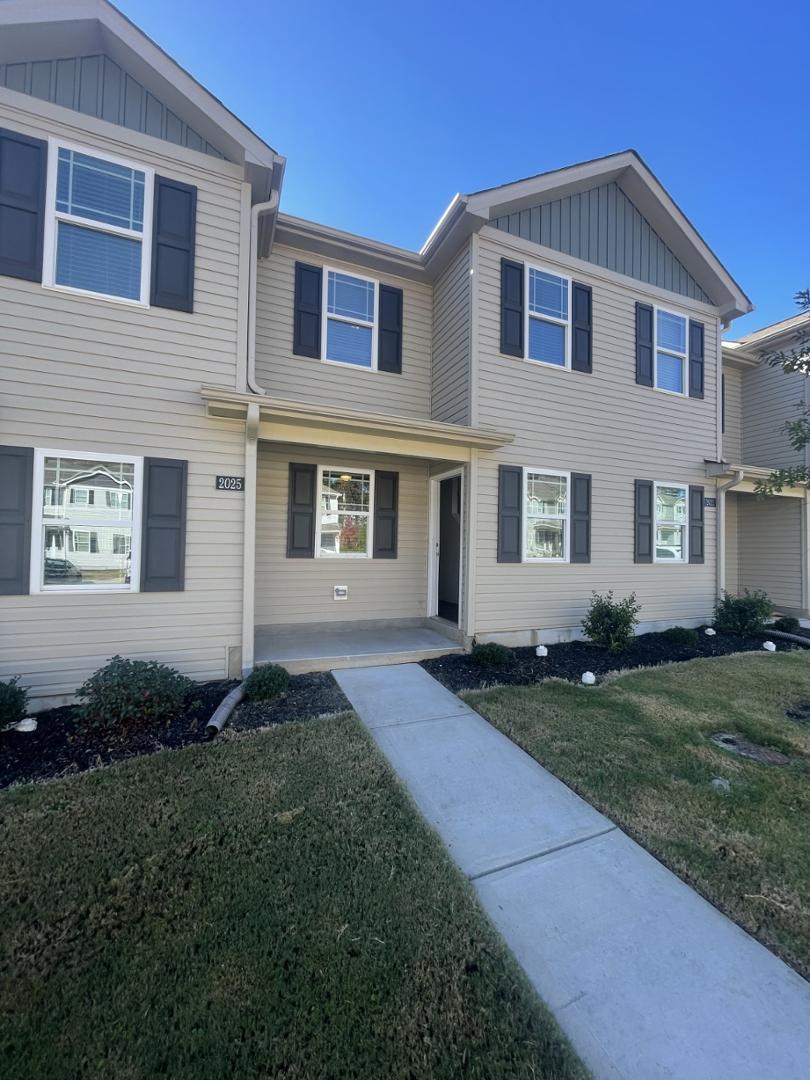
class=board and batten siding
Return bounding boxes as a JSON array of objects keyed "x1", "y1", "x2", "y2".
[
  {"x1": 472, "y1": 227, "x2": 721, "y2": 639},
  {"x1": 0, "y1": 93, "x2": 248, "y2": 703},
  {"x1": 490, "y1": 181, "x2": 712, "y2": 304},
  {"x1": 254, "y1": 444, "x2": 429, "y2": 626},
  {"x1": 737, "y1": 493, "x2": 804, "y2": 612},
  {"x1": 722, "y1": 366, "x2": 743, "y2": 463},
  {"x1": 254, "y1": 245, "x2": 433, "y2": 420},
  {"x1": 431, "y1": 241, "x2": 471, "y2": 424},
  {"x1": 742, "y1": 361, "x2": 808, "y2": 469}
]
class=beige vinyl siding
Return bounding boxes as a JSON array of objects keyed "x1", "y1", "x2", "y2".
[
  {"x1": 0, "y1": 95, "x2": 247, "y2": 703},
  {"x1": 472, "y1": 227, "x2": 720, "y2": 636},
  {"x1": 722, "y1": 366, "x2": 743, "y2": 463},
  {"x1": 255, "y1": 443, "x2": 429, "y2": 625},
  {"x1": 431, "y1": 241, "x2": 471, "y2": 424},
  {"x1": 742, "y1": 361, "x2": 807, "y2": 469},
  {"x1": 737, "y1": 493, "x2": 803, "y2": 611},
  {"x1": 725, "y1": 492, "x2": 740, "y2": 595},
  {"x1": 254, "y1": 245, "x2": 432, "y2": 419}
]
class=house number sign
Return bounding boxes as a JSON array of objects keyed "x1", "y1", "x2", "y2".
[
  {"x1": 704, "y1": 497, "x2": 717, "y2": 509},
  {"x1": 215, "y1": 475, "x2": 244, "y2": 491}
]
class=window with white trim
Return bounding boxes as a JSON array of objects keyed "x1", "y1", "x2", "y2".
[
  {"x1": 527, "y1": 266, "x2": 570, "y2": 368},
  {"x1": 654, "y1": 482, "x2": 688, "y2": 562},
  {"x1": 654, "y1": 308, "x2": 687, "y2": 394},
  {"x1": 44, "y1": 142, "x2": 154, "y2": 304},
  {"x1": 33, "y1": 452, "x2": 142, "y2": 591},
  {"x1": 323, "y1": 269, "x2": 377, "y2": 368},
  {"x1": 316, "y1": 467, "x2": 374, "y2": 557},
  {"x1": 524, "y1": 470, "x2": 569, "y2": 561}
]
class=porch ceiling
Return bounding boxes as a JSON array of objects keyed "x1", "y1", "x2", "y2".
[{"x1": 202, "y1": 386, "x2": 513, "y2": 461}]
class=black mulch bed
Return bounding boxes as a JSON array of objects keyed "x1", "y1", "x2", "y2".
[
  {"x1": 1, "y1": 670, "x2": 352, "y2": 790},
  {"x1": 230, "y1": 672, "x2": 351, "y2": 732},
  {"x1": 421, "y1": 628, "x2": 807, "y2": 694}
]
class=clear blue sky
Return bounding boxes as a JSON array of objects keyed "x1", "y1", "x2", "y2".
[{"x1": 118, "y1": 0, "x2": 808, "y2": 337}]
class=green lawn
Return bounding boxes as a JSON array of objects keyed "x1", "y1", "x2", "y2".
[
  {"x1": 465, "y1": 652, "x2": 810, "y2": 980},
  {"x1": 1, "y1": 714, "x2": 585, "y2": 1080}
]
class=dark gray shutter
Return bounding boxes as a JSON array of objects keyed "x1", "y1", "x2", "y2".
[
  {"x1": 570, "y1": 473, "x2": 591, "y2": 563},
  {"x1": 0, "y1": 445, "x2": 33, "y2": 595},
  {"x1": 150, "y1": 176, "x2": 196, "y2": 312},
  {"x1": 287, "y1": 463, "x2": 316, "y2": 558},
  {"x1": 140, "y1": 458, "x2": 187, "y2": 591},
  {"x1": 635, "y1": 302, "x2": 654, "y2": 386},
  {"x1": 689, "y1": 485, "x2": 705, "y2": 563},
  {"x1": 571, "y1": 283, "x2": 593, "y2": 374},
  {"x1": 373, "y1": 471, "x2": 398, "y2": 558},
  {"x1": 293, "y1": 262, "x2": 322, "y2": 358},
  {"x1": 500, "y1": 258, "x2": 524, "y2": 357},
  {"x1": 688, "y1": 320, "x2": 705, "y2": 399},
  {"x1": 0, "y1": 127, "x2": 47, "y2": 282},
  {"x1": 634, "y1": 479, "x2": 654, "y2": 564},
  {"x1": 497, "y1": 465, "x2": 522, "y2": 563},
  {"x1": 378, "y1": 285, "x2": 403, "y2": 373}
]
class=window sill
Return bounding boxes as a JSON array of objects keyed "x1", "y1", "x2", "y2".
[
  {"x1": 41, "y1": 281, "x2": 150, "y2": 310},
  {"x1": 321, "y1": 357, "x2": 381, "y2": 374}
]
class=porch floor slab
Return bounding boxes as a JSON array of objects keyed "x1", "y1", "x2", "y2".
[{"x1": 255, "y1": 623, "x2": 463, "y2": 674}]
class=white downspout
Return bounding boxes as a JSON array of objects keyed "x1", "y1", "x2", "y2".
[
  {"x1": 716, "y1": 469, "x2": 744, "y2": 601},
  {"x1": 246, "y1": 192, "x2": 279, "y2": 395}
]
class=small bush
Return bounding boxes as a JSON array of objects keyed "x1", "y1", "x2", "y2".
[
  {"x1": 582, "y1": 591, "x2": 640, "y2": 654},
  {"x1": 76, "y1": 656, "x2": 193, "y2": 732},
  {"x1": 661, "y1": 626, "x2": 700, "y2": 647},
  {"x1": 0, "y1": 676, "x2": 29, "y2": 727},
  {"x1": 714, "y1": 590, "x2": 773, "y2": 636},
  {"x1": 470, "y1": 642, "x2": 513, "y2": 668},
  {"x1": 243, "y1": 663, "x2": 290, "y2": 701},
  {"x1": 772, "y1": 616, "x2": 801, "y2": 634}
]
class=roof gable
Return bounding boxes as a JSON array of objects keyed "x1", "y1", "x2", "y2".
[
  {"x1": 489, "y1": 180, "x2": 712, "y2": 304},
  {"x1": 0, "y1": 52, "x2": 224, "y2": 159}
]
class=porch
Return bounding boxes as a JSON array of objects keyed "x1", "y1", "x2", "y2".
[{"x1": 255, "y1": 618, "x2": 463, "y2": 674}]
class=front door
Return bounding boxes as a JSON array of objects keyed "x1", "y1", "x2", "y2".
[{"x1": 437, "y1": 475, "x2": 461, "y2": 624}]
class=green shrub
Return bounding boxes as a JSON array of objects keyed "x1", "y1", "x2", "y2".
[
  {"x1": 0, "y1": 676, "x2": 29, "y2": 727},
  {"x1": 470, "y1": 642, "x2": 514, "y2": 668},
  {"x1": 582, "y1": 591, "x2": 640, "y2": 654},
  {"x1": 243, "y1": 663, "x2": 290, "y2": 701},
  {"x1": 661, "y1": 626, "x2": 700, "y2": 647},
  {"x1": 772, "y1": 616, "x2": 801, "y2": 634},
  {"x1": 76, "y1": 656, "x2": 193, "y2": 732},
  {"x1": 714, "y1": 590, "x2": 773, "y2": 636}
]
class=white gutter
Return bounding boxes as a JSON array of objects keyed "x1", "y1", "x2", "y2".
[
  {"x1": 716, "y1": 468, "x2": 744, "y2": 601},
  {"x1": 246, "y1": 192, "x2": 279, "y2": 395}
]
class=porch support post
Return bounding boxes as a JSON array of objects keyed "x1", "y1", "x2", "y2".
[
  {"x1": 463, "y1": 449, "x2": 479, "y2": 641},
  {"x1": 241, "y1": 403, "x2": 260, "y2": 676},
  {"x1": 802, "y1": 491, "x2": 810, "y2": 616}
]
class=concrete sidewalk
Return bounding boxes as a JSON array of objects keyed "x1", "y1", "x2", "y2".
[{"x1": 334, "y1": 663, "x2": 810, "y2": 1080}]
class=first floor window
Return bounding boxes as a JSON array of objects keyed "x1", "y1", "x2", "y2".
[
  {"x1": 527, "y1": 266, "x2": 570, "y2": 368},
  {"x1": 525, "y1": 470, "x2": 569, "y2": 560},
  {"x1": 45, "y1": 144, "x2": 152, "y2": 303},
  {"x1": 35, "y1": 453, "x2": 141, "y2": 590},
  {"x1": 654, "y1": 483, "x2": 688, "y2": 562},
  {"x1": 324, "y1": 269, "x2": 376, "y2": 367},
  {"x1": 655, "y1": 308, "x2": 687, "y2": 394},
  {"x1": 317, "y1": 467, "x2": 373, "y2": 557}
]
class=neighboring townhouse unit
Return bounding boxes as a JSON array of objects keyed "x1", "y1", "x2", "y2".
[
  {"x1": 718, "y1": 312, "x2": 810, "y2": 616},
  {"x1": 2, "y1": 1, "x2": 763, "y2": 706}
]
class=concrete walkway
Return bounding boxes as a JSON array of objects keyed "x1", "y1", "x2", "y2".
[{"x1": 334, "y1": 663, "x2": 810, "y2": 1080}]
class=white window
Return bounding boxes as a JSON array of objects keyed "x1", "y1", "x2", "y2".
[
  {"x1": 43, "y1": 141, "x2": 154, "y2": 305},
  {"x1": 654, "y1": 482, "x2": 688, "y2": 562},
  {"x1": 322, "y1": 268, "x2": 377, "y2": 368},
  {"x1": 654, "y1": 308, "x2": 687, "y2": 395},
  {"x1": 526, "y1": 266, "x2": 571, "y2": 368},
  {"x1": 524, "y1": 469, "x2": 569, "y2": 562},
  {"x1": 316, "y1": 466, "x2": 374, "y2": 557},
  {"x1": 31, "y1": 451, "x2": 143, "y2": 592}
]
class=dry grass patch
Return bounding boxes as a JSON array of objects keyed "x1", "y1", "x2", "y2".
[{"x1": 464, "y1": 652, "x2": 810, "y2": 980}]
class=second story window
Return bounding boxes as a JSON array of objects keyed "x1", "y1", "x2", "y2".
[
  {"x1": 44, "y1": 144, "x2": 154, "y2": 304},
  {"x1": 655, "y1": 308, "x2": 687, "y2": 394},
  {"x1": 324, "y1": 269, "x2": 377, "y2": 368},
  {"x1": 527, "y1": 267, "x2": 571, "y2": 368}
]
